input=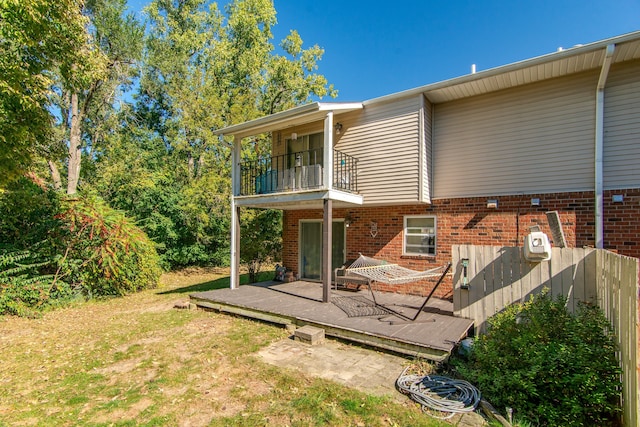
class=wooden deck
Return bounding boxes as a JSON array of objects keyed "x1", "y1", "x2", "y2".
[{"x1": 190, "y1": 281, "x2": 474, "y2": 361}]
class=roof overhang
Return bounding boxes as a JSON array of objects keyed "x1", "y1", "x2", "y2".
[
  {"x1": 365, "y1": 30, "x2": 640, "y2": 105},
  {"x1": 215, "y1": 102, "x2": 363, "y2": 139},
  {"x1": 216, "y1": 31, "x2": 640, "y2": 135}
]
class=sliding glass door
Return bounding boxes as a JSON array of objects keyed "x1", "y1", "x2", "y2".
[
  {"x1": 285, "y1": 132, "x2": 324, "y2": 168},
  {"x1": 299, "y1": 220, "x2": 345, "y2": 280}
]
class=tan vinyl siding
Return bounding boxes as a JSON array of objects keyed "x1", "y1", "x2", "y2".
[
  {"x1": 422, "y1": 95, "x2": 432, "y2": 202},
  {"x1": 335, "y1": 96, "x2": 422, "y2": 205},
  {"x1": 272, "y1": 131, "x2": 286, "y2": 157},
  {"x1": 603, "y1": 59, "x2": 640, "y2": 190},
  {"x1": 433, "y1": 70, "x2": 599, "y2": 198}
]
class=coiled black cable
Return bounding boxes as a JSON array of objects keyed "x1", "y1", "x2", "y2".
[{"x1": 396, "y1": 368, "x2": 481, "y2": 419}]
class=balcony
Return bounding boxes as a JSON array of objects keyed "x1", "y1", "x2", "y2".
[{"x1": 239, "y1": 148, "x2": 358, "y2": 196}]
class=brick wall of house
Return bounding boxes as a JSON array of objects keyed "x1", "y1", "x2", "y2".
[{"x1": 282, "y1": 189, "x2": 640, "y2": 298}]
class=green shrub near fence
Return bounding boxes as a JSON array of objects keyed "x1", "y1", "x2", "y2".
[{"x1": 454, "y1": 290, "x2": 621, "y2": 427}]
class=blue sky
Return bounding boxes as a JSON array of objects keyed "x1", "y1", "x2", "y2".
[{"x1": 129, "y1": 0, "x2": 640, "y2": 101}]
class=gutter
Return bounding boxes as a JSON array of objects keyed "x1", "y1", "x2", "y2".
[{"x1": 595, "y1": 44, "x2": 615, "y2": 249}]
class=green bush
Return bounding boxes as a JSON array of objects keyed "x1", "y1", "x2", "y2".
[
  {"x1": 454, "y1": 290, "x2": 621, "y2": 427},
  {"x1": 0, "y1": 179, "x2": 76, "y2": 316},
  {"x1": 57, "y1": 195, "x2": 163, "y2": 297},
  {"x1": 0, "y1": 177, "x2": 63, "y2": 251},
  {"x1": 0, "y1": 180, "x2": 163, "y2": 314},
  {"x1": 0, "y1": 250, "x2": 75, "y2": 317},
  {"x1": 91, "y1": 135, "x2": 233, "y2": 269}
]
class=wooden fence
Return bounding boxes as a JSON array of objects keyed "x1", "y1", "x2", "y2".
[{"x1": 451, "y1": 245, "x2": 639, "y2": 427}]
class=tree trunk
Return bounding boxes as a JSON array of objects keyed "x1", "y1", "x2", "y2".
[
  {"x1": 67, "y1": 93, "x2": 82, "y2": 195},
  {"x1": 187, "y1": 151, "x2": 195, "y2": 179},
  {"x1": 196, "y1": 152, "x2": 205, "y2": 178},
  {"x1": 48, "y1": 160, "x2": 62, "y2": 191}
]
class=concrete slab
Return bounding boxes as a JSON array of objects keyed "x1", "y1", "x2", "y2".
[
  {"x1": 255, "y1": 337, "x2": 488, "y2": 426},
  {"x1": 256, "y1": 336, "x2": 409, "y2": 402}
]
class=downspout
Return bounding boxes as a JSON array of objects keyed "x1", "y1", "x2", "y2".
[
  {"x1": 418, "y1": 95, "x2": 425, "y2": 203},
  {"x1": 595, "y1": 44, "x2": 615, "y2": 249}
]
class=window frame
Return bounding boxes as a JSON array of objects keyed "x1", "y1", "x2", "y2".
[{"x1": 403, "y1": 215, "x2": 437, "y2": 256}]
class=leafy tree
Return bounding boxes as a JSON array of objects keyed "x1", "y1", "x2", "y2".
[
  {"x1": 261, "y1": 29, "x2": 337, "y2": 114},
  {"x1": 0, "y1": 0, "x2": 87, "y2": 186},
  {"x1": 142, "y1": 0, "x2": 225, "y2": 179},
  {"x1": 140, "y1": 0, "x2": 337, "y2": 174},
  {"x1": 240, "y1": 208, "x2": 282, "y2": 282},
  {"x1": 88, "y1": 108, "x2": 231, "y2": 267},
  {"x1": 124, "y1": 0, "x2": 336, "y2": 268},
  {"x1": 46, "y1": 0, "x2": 143, "y2": 194}
]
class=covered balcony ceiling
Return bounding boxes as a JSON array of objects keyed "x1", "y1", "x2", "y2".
[{"x1": 214, "y1": 102, "x2": 363, "y2": 139}]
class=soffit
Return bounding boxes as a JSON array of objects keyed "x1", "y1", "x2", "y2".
[
  {"x1": 365, "y1": 31, "x2": 640, "y2": 105},
  {"x1": 425, "y1": 49, "x2": 607, "y2": 103}
]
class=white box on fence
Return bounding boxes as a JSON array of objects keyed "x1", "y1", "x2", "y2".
[{"x1": 524, "y1": 231, "x2": 552, "y2": 262}]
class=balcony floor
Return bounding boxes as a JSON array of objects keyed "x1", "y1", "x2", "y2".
[
  {"x1": 190, "y1": 280, "x2": 474, "y2": 361},
  {"x1": 234, "y1": 187, "x2": 363, "y2": 210}
]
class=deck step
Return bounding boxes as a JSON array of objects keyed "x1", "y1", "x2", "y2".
[{"x1": 294, "y1": 325, "x2": 325, "y2": 345}]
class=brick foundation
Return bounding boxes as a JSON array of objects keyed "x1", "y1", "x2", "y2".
[{"x1": 282, "y1": 189, "x2": 640, "y2": 298}]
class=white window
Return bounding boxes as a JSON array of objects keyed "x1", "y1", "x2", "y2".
[{"x1": 404, "y1": 216, "x2": 436, "y2": 256}]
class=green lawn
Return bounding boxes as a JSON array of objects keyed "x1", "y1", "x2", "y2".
[{"x1": 0, "y1": 270, "x2": 448, "y2": 426}]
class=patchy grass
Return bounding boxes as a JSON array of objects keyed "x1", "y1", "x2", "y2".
[{"x1": 0, "y1": 269, "x2": 447, "y2": 426}]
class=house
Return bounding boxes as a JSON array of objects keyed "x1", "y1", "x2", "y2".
[{"x1": 215, "y1": 31, "x2": 640, "y2": 302}]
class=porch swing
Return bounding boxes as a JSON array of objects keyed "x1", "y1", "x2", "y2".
[{"x1": 334, "y1": 254, "x2": 452, "y2": 322}]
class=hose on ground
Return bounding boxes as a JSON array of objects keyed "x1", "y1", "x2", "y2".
[{"x1": 395, "y1": 367, "x2": 481, "y2": 419}]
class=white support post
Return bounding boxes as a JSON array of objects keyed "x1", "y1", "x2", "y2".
[
  {"x1": 230, "y1": 136, "x2": 241, "y2": 289},
  {"x1": 322, "y1": 112, "x2": 335, "y2": 302},
  {"x1": 230, "y1": 203, "x2": 240, "y2": 290},
  {"x1": 324, "y1": 112, "x2": 334, "y2": 190},
  {"x1": 322, "y1": 198, "x2": 333, "y2": 303}
]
